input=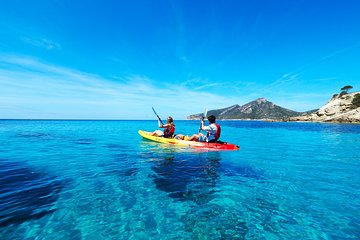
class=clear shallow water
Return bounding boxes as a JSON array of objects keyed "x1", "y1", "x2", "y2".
[{"x1": 0, "y1": 120, "x2": 359, "y2": 239}]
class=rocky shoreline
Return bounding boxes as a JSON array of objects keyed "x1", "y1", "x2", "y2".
[
  {"x1": 287, "y1": 92, "x2": 360, "y2": 123},
  {"x1": 187, "y1": 91, "x2": 360, "y2": 124}
]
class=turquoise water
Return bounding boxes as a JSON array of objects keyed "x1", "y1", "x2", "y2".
[{"x1": 0, "y1": 120, "x2": 359, "y2": 239}]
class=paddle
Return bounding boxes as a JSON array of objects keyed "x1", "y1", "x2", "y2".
[
  {"x1": 198, "y1": 108, "x2": 208, "y2": 133},
  {"x1": 152, "y1": 107, "x2": 164, "y2": 126}
]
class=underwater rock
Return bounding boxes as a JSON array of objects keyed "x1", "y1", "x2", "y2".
[{"x1": 0, "y1": 160, "x2": 62, "y2": 227}]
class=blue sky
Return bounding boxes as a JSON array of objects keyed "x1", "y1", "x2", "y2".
[{"x1": 1, "y1": 0, "x2": 360, "y2": 119}]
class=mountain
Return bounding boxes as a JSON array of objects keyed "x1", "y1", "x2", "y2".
[
  {"x1": 187, "y1": 98, "x2": 306, "y2": 120},
  {"x1": 288, "y1": 92, "x2": 360, "y2": 123}
]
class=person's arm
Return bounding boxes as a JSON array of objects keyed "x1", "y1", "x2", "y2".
[
  {"x1": 160, "y1": 122, "x2": 170, "y2": 128},
  {"x1": 202, "y1": 123, "x2": 212, "y2": 131},
  {"x1": 158, "y1": 119, "x2": 164, "y2": 128},
  {"x1": 200, "y1": 119, "x2": 205, "y2": 130}
]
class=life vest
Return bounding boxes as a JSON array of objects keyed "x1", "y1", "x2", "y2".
[
  {"x1": 207, "y1": 123, "x2": 221, "y2": 142},
  {"x1": 163, "y1": 124, "x2": 175, "y2": 138},
  {"x1": 214, "y1": 123, "x2": 221, "y2": 140}
]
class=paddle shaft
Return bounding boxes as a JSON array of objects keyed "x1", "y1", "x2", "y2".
[
  {"x1": 152, "y1": 107, "x2": 164, "y2": 126},
  {"x1": 198, "y1": 108, "x2": 207, "y2": 133}
]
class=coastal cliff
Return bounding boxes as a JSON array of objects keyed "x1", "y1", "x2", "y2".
[{"x1": 288, "y1": 92, "x2": 360, "y2": 123}]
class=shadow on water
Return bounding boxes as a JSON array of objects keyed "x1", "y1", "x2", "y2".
[
  {"x1": 0, "y1": 160, "x2": 62, "y2": 228},
  {"x1": 139, "y1": 140, "x2": 266, "y2": 238},
  {"x1": 140, "y1": 140, "x2": 265, "y2": 204},
  {"x1": 149, "y1": 149, "x2": 222, "y2": 205}
]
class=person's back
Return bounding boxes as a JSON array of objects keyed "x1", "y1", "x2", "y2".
[
  {"x1": 205, "y1": 122, "x2": 221, "y2": 142},
  {"x1": 202, "y1": 115, "x2": 220, "y2": 142},
  {"x1": 185, "y1": 115, "x2": 220, "y2": 142}
]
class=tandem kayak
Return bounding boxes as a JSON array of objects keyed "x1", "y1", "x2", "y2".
[{"x1": 138, "y1": 130, "x2": 240, "y2": 151}]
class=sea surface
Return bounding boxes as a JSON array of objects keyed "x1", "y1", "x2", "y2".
[{"x1": 0, "y1": 120, "x2": 359, "y2": 239}]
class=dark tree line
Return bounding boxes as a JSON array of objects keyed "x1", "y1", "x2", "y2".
[
  {"x1": 341, "y1": 85, "x2": 353, "y2": 93},
  {"x1": 339, "y1": 85, "x2": 353, "y2": 97}
]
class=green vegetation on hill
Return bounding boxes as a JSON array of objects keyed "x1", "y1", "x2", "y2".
[
  {"x1": 352, "y1": 93, "x2": 360, "y2": 109},
  {"x1": 339, "y1": 85, "x2": 354, "y2": 97},
  {"x1": 341, "y1": 85, "x2": 353, "y2": 93}
]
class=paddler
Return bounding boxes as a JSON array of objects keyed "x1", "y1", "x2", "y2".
[
  {"x1": 151, "y1": 116, "x2": 176, "y2": 138},
  {"x1": 176, "y1": 115, "x2": 221, "y2": 142}
]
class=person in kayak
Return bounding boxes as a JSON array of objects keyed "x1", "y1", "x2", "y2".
[
  {"x1": 176, "y1": 115, "x2": 221, "y2": 142},
  {"x1": 151, "y1": 116, "x2": 175, "y2": 138}
]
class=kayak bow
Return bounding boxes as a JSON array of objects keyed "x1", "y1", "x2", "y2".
[{"x1": 138, "y1": 130, "x2": 239, "y2": 151}]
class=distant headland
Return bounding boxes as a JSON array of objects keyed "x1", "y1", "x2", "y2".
[{"x1": 188, "y1": 86, "x2": 360, "y2": 123}]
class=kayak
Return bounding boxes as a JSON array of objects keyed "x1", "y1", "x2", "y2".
[{"x1": 138, "y1": 130, "x2": 240, "y2": 151}]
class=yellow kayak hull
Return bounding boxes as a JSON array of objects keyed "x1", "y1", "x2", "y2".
[{"x1": 138, "y1": 130, "x2": 239, "y2": 151}]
